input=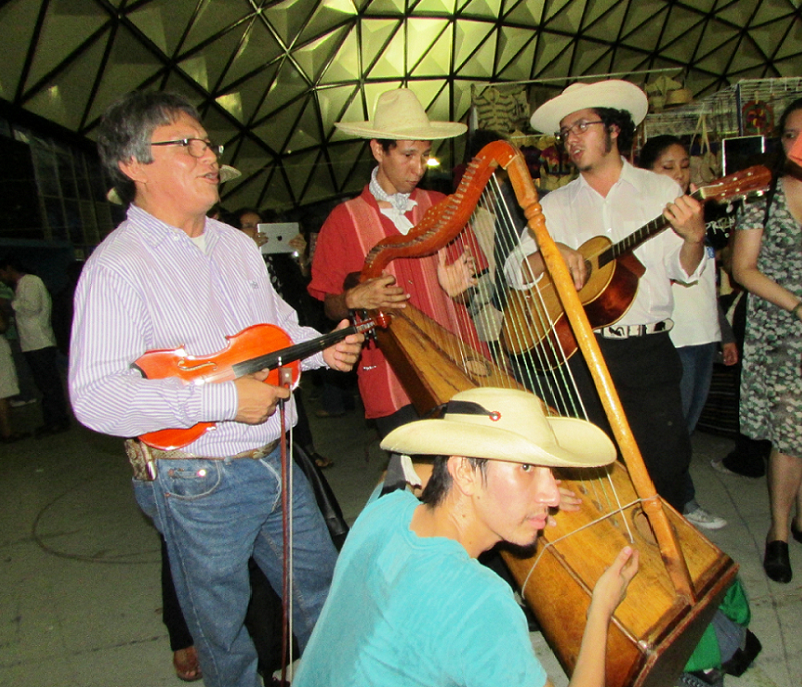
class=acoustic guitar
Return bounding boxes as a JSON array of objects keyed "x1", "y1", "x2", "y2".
[
  {"x1": 132, "y1": 313, "x2": 384, "y2": 450},
  {"x1": 500, "y1": 165, "x2": 772, "y2": 369}
]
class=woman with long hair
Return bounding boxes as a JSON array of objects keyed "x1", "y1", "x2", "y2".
[{"x1": 732, "y1": 98, "x2": 802, "y2": 583}]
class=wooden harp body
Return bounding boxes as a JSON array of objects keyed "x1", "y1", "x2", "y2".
[{"x1": 360, "y1": 141, "x2": 738, "y2": 687}]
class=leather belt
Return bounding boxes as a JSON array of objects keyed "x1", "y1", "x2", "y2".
[
  {"x1": 597, "y1": 319, "x2": 674, "y2": 339},
  {"x1": 124, "y1": 438, "x2": 280, "y2": 481}
]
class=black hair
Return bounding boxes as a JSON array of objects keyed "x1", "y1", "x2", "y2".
[
  {"x1": 96, "y1": 91, "x2": 201, "y2": 201},
  {"x1": 593, "y1": 107, "x2": 637, "y2": 156},
  {"x1": 375, "y1": 139, "x2": 398, "y2": 153},
  {"x1": 419, "y1": 455, "x2": 489, "y2": 506},
  {"x1": 637, "y1": 135, "x2": 688, "y2": 171}
]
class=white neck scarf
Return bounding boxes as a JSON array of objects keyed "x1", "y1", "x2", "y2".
[{"x1": 369, "y1": 166, "x2": 418, "y2": 234}]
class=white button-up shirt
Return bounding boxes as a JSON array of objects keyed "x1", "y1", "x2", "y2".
[{"x1": 505, "y1": 160, "x2": 706, "y2": 327}]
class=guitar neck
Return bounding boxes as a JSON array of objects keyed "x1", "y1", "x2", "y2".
[
  {"x1": 598, "y1": 187, "x2": 705, "y2": 268},
  {"x1": 231, "y1": 325, "x2": 360, "y2": 379}
]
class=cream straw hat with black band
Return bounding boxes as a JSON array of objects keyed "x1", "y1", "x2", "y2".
[
  {"x1": 380, "y1": 387, "x2": 616, "y2": 469},
  {"x1": 335, "y1": 89, "x2": 467, "y2": 141},
  {"x1": 530, "y1": 80, "x2": 649, "y2": 135}
]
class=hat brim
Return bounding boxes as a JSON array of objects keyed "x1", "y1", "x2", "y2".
[
  {"x1": 381, "y1": 415, "x2": 615, "y2": 469},
  {"x1": 334, "y1": 121, "x2": 467, "y2": 141},
  {"x1": 530, "y1": 80, "x2": 648, "y2": 134}
]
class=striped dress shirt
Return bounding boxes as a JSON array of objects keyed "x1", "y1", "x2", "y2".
[{"x1": 69, "y1": 204, "x2": 326, "y2": 458}]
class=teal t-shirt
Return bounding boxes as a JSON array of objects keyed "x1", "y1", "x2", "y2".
[{"x1": 293, "y1": 490, "x2": 548, "y2": 687}]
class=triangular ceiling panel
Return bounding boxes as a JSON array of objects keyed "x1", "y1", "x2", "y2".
[
  {"x1": 454, "y1": 20, "x2": 495, "y2": 72},
  {"x1": 127, "y1": 0, "x2": 198, "y2": 56},
  {"x1": 182, "y1": 0, "x2": 251, "y2": 53},
  {"x1": 82, "y1": 25, "x2": 166, "y2": 127},
  {"x1": 367, "y1": 22, "x2": 407, "y2": 79},
  {"x1": 283, "y1": 148, "x2": 319, "y2": 200},
  {"x1": 363, "y1": 0, "x2": 406, "y2": 14},
  {"x1": 360, "y1": 18, "x2": 402, "y2": 72},
  {"x1": 416, "y1": 0, "x2": 456, "y2": 12},
  {"x1": 0, "y1": 0, "x2": 48, "y2": 99},
  {"x1": 2, "y1": 0, "x2": 802, "y2": 216},
  {"x1": 285, "y1": 98, "x2": 322, "y2": 153},
  {"x1": 320, "y1": 25, "x2": 361, "y2": 84},
  {"x1": 407, "y1": 18, "x2": 451, "y2": 70},
  {"x1": 581, "y1": 1, "x2": 628, "y2": 43},
  {"x1": 455, "y1": 27, "x2": 497, "y2": 78},
  {"x1": 317, "y1": 84, "x2": 359, "y2": 138},
  {"x1": 300, "y1": 150, "x2": 338, "y2": 205},
  {"x1": 216, "y1": 63, "x2": 280, "y2": 125},
  {"x1": 293, "y1": 26, "x2": 351, "y2": 85},
  {"x1": 263, "y1": 0, "x2": 322, "y2": 47},
  {"x1": 220, "y1": 20, "x2": 285, "y2": 88},
  {"x1": 410, "y1": 24, "x2": 454, "y2": 77},
  {"x1": 460, "y1": 0, "x2": 502, "y2": 21},
  {"x1": 25, "y1": 35, "x2": 107, "y2": 131},
  {"x1": 497, "y1": 32, "x2": 538, "y2": 81},
  {"x1": 27, "y1": 0, "x2": 108, "y2": 88},
  {"x1": 543, "y1": 0, "x2": 587, "y2": 34},
  {"x1": 328, "y1": 139, "x2": 368, "y2": 188},
  {"x1": 504, "y1": 0, "x2": 545, "y2": 28},
  {"x1": 252, "y1": 99, "x2": 307, "y2": 153},
  {"x1": 255, "y1": 59, "x2": 309, "y2": 120},
  {"x1": 298, "y1": 0, "x2": 358, "y2": 44}
]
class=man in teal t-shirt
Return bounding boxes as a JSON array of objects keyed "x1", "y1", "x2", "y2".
[{"x1": 293, "y1": 387, "x2": 639, "y2": 687}]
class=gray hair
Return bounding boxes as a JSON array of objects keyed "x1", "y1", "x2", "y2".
[{"x1": 96, "y1": 91, "x2": 200, "y2": 201}]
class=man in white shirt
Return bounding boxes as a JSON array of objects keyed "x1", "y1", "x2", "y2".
[
  {"x1": 0, "y1": 255, "x2": 70, "y2": 437},
  {"x1": 506, "y1": 80, "x2": 706, "y2": 510}
]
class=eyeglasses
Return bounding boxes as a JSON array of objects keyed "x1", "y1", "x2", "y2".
[
  {"x1": 150, "y1": 138, "x2": 224, "y2": 158},
  {"x1": 556, "y1": 120, "x2": 605, "y2": 143}
]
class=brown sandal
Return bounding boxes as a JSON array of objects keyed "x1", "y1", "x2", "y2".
[{"x1": 173, "y1": 646, "x2": 203, "y2": 682}]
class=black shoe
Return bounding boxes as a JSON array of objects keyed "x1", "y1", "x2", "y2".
[
  {"x1": 763, "y1": 540, "x2": 792, "y2": 583},
  {"x1": 721, "y1": 629, "x2": 762, "y2": 677},
  {"x1": 719, "y1": 450, "x2": 766, "y2": 478},
  {"x1": 792, "y1": 519, "x2": 802, "y2": 545}
]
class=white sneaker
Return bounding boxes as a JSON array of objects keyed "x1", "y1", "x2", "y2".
[
  {"x1": 684, "y1": 505, "x2": 727, "y2": 530},
  {"x1": 9, "y1": 398, "x2": 36, "y2": 408}
]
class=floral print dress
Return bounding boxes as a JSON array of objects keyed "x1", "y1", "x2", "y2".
[{"x1": 738, "y1": 180, "x2": 802, "y2": 456}]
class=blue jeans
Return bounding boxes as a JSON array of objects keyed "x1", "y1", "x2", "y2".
[
  {"x1": 677, "y1": 343, "x2": 716, "y2": 506},
  {"x1": 134, "y1": 446, "x2": 337, "y2": 687},
  {"x1": 677, "y1": 343, "x2": 716, "y2": 435}
]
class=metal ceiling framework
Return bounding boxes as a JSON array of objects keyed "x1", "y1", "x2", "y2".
[{"x1": 1, "y1": 0, "x2": 801, "y2": 214}]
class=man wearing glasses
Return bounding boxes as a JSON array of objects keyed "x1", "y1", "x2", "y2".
[
  {"x1": 69, "y1": 91, "x2": 363, "y2": 687},
  {"x1": 505, "y1": 80, "x2": 705, "y2": 513}
]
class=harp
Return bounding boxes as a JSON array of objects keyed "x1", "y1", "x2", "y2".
[{"x1": 360, "y1": 140, "x2": 738, "y2": 687}]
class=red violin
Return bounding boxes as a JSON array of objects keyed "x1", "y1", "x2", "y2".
[{"x1": 132, "y1": 313, "x2": 385, "y2": 450}]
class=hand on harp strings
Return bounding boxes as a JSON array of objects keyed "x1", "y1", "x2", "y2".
[{"x1": 346, "y1": 273, "x2": 410, "y2": 312}]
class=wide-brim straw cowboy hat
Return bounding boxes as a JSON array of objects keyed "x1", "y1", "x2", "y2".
[
  {"x1": 530, "y1": 79, "x2": 649, "y2": 134},
  {"x1": 335, "y1": 88, "x2": 467, "y2": 141},
  {"x1": 380, "y1": 387, "x2": 616, "y2": 469}
]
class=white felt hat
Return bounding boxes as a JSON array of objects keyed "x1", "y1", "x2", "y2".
[{"x1": 530, "y1": 80, "x2": 648, "y2": 134}]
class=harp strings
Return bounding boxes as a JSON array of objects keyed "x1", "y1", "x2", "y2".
[{"x1": 442, "y1": 169, "x2": 627, "y2": 527}]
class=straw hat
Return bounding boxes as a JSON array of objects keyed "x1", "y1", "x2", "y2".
[
  {"x1": 530, "y1": 80, "x2": 648, "y2": 134},
  {"x1": 380, "y1": 387, "x2": 616, "y2": 469},
  {"x1": 335, "y1": 89, "x2": 467, "y2": 141}
]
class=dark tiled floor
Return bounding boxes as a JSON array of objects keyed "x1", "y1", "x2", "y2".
[{"x1": 0, "y1": 390, "x2": 799, "y2": 687}]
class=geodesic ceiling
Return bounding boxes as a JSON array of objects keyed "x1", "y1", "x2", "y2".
[{"x1": 1, "y1": 0, "x2": 801, "y2": 212}]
